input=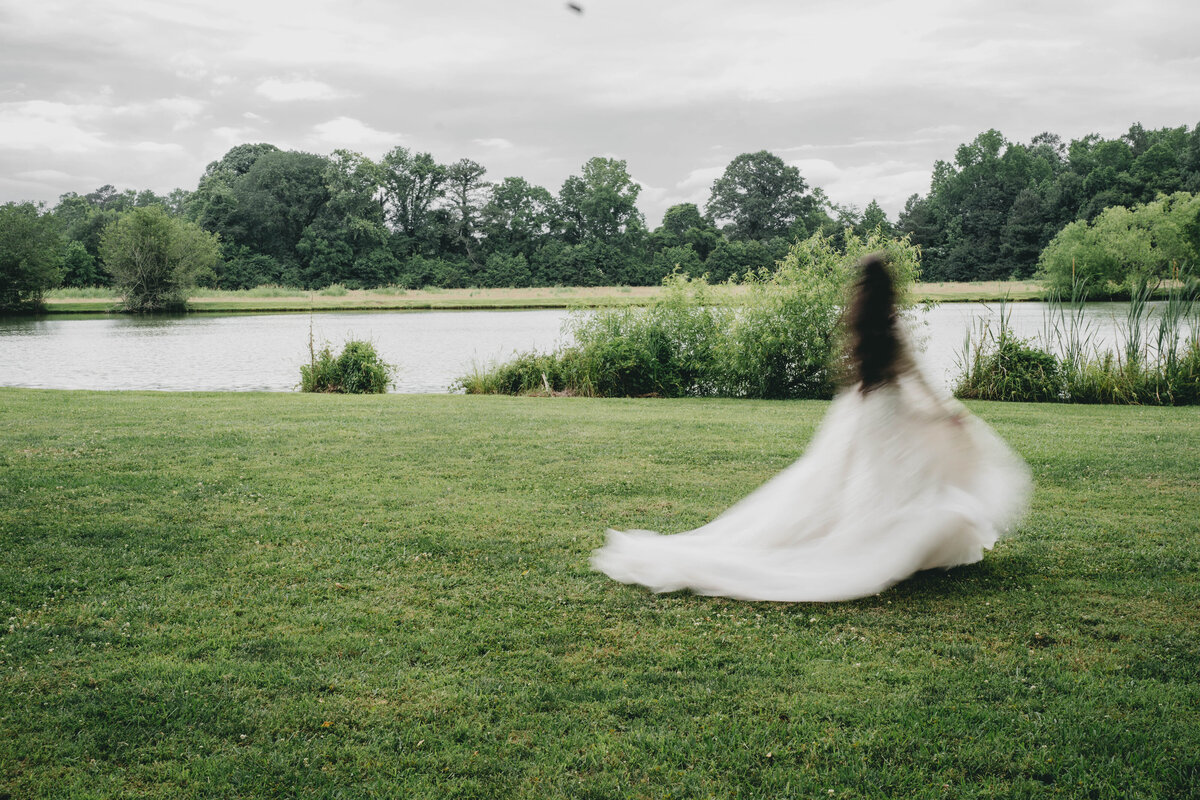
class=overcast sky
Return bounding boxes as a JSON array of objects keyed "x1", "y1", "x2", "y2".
[{"x1": 2, "y1": 0, "x2": 1198, "y2": 225}]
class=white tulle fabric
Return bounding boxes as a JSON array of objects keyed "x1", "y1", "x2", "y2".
[{"x1": 591, "y1": 345, "x2": 1032, "y2": 602}]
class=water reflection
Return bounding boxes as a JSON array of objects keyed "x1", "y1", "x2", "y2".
[{"x1": 0, "y1": 303, "x2": 1188, "y2": 393}]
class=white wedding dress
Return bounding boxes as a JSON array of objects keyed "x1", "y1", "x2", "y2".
[{"x1": 591, "y1": 342, "x2": 1032, "y2": 602}]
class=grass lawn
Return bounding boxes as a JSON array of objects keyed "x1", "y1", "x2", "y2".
[
  {"x1": 40, "y1": 281, "x2": 1047, "y2": 314},
  {"x1": 1, "y1": 390, "x2": 1196, "y2": 798}
]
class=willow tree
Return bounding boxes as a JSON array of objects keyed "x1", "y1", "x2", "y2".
[{"x1": 101, "y1": 206, "x2": 222, "y2": 312}]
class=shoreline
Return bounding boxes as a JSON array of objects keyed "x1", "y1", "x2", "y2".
[{"x1": 37, "y1": 281, "x2": 1048, "y2": 315}]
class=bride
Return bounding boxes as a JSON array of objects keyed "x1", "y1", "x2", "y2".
[{"x1": 591, "y1": 254, "x2": 1031, "y2": 602}]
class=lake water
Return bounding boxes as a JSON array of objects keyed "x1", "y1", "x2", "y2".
[{"x1": 0, "y1": 302, "x2": 1188, "y2": 393}]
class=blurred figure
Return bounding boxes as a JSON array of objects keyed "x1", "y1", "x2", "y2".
[{"x1": 591, "y1": 253, "x2": 1031, "y2": 602}]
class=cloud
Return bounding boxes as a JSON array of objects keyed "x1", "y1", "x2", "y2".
[
  {"x1": 308, "y1": 117, "x2": 402, "y2": 154},
  {"x1": 130, "y1": 141, "x2": 186, "y2": 154},
  {"x1": 15, "y1": 168, "x2": 76, "y2": 182},
  {"x1": 473, "y1": 137, "x2": 514, "y2": 150},
  {"x1": 255, "y1": 78, "x2": 345, "y2": 102},
  {"x1": 0, "y1": 101, "x2": 108, "y2": 152},
  {"x1": 2, "y1": 0, "x2": 1199, "y2": 220},
  {"x1": 790, "y1": 159, "x2": 931, "y2": 218}
]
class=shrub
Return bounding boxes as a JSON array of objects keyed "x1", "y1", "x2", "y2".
[
  {"x1": 101, "y1": 206, "x2": 221, "y2": 312},
  {"x1": 300, "y1": 339, "x2": 395, "y2": 393},
  {"x1": 459, "y1": 229, "x2": 922, "y2": 399},
  {"x1": 955, "y1": 332, "x2": 1062, "y2": 402}
]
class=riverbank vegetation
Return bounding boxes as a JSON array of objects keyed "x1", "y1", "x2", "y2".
[
  {"x1": 1, "y1": 389, "x2": 1196, "y2": 797},
  {"x1": 1, "y1": 121, "x2": 1198, "y2": 309},
  {"x1": 296, "y1": 307, "x2": 397, "y2": 395},
  {"x1": 37, "y1": 279, "x2": 1045, "y2": 314},
  {"x1": 955, "y1": 278, "x2": 1200, "y2": 404},
  {"x1": 300, "y1": 339, "x2": 395, "y2": 394},
  {"x1": 458, "y1": 230, "x2": 919, "y2": 399}
]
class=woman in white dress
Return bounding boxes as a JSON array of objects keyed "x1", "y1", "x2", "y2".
[{"x1": 591, "y1": 254, "x2": 1031, "y2": 602}]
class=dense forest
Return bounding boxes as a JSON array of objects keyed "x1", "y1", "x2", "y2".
[{"x1": 3, "y1": 121, "x2": 1200, "y2": 303}]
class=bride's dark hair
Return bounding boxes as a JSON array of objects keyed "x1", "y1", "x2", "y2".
[{"x1": 847, "y1": 253, "x2": 900, "y2": 393}]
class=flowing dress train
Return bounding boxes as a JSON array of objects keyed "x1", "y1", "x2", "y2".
[{"x1": 590, "y1": 345, "x2": 1032, "y2": 602}]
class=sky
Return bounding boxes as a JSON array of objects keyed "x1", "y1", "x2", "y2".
[{"x1": 2, "y1": 0, "x2": 1198, "y2": 226}]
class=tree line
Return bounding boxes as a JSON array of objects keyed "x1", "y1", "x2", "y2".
[
  {"x1": 2, "y1": 120, "x2": 1199, "y2": 310},
  {"x1": 899, "y1": 123, "x2": 1200, "y2": 281}
]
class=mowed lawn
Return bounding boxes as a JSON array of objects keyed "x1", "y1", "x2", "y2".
[{"x1": 0, "y1": 390, "x2": 1196, "y2": 799}]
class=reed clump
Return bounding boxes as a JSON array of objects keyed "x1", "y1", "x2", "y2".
[
  {"x1": 955, "y1": 275, "x2": 1200, "y2": 404},
  {"x1": 300, "y1": 335, "x2": 395, "y2": 394}
]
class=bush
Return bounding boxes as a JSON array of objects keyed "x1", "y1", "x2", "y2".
[
  {"x1": 300, "y1": 339, "x2": 395, "y2": 393},
  {"x1": 955, "y1": 333, "x2": 1062, "y2": 402},
  {"x1": 459, "y1": 229, "x2": 922, "y2": 399}
]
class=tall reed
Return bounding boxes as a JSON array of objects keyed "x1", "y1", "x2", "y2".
[{"x1": 956, "y1": 273, "x2": 1200, "y2": 405}]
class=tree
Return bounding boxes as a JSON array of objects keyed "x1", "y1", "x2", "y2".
[
  {"x1": 706, "y1": 151, "x2": 814, "y2": 241},
  {"x1": 443, "y1": 158, "x2": 490, "y2": 266},
  {"x1": 201, "y1": 143, "x2": 282, "y2": 183},
  {"x1": 236, "y1": 150, "x2": 330, "y2": 269},
  {"x1": 479, "y1": 252, "x2": 533, "y2": 288},
  {"x1": 480, "y1": 177, "x2": 557, "y2": 261},
  {"x1": 380, "y1": 147, "x2": 447, "y2": 253},
  {"x1": 558, "y1": 157, "x2": 644, "y2": 246},
  {"x1": 1036, "y1": 192, "x2": 1200, "y2": 292},
  {"x1": 999, "y1": 186, "x2": 1049, "y2": 277},
  {"x1": 294, "y1": 150, "x2": 393, "y2": 288},
  {"x1": 652, "y1": 203, "x2": 720, "y2": 261},
  {"x1": 858, "y1": 200, "x2": 894, "y2": 238},
  {"x1": 60, "y1": 240, "x2": 99, "y2": 286},
  {"x1": 101, "y1": 206, "x2": 221, "y2": 312},
  {"x1": 0, "y1": 202, "x2": 63, "y2": 310}
]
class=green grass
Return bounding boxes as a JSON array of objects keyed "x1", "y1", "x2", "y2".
[{"x1": 1, "y1": 391, "x2": 1197, "y2": 798}]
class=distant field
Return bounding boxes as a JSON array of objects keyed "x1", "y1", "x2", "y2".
[
  {"x1": 41, "y1": 281, "x2": 1046, "y2": 314},
  {"x1": 915, "y1": 280, "x2": 1045, "y2": 301}
]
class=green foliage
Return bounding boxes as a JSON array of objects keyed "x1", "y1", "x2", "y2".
[
  {"x1": 650, "y1": 243, "x2": 703, "y2": 280},
  {"x1": 558, "y1": 157, "x2": 644, "y2": 247},
  {"x1": 479, "y1": 252, "x2": 532, "y2": 288},
  {"x1": 59, "y1": 240, "x2": 99, "y2": 287},
  {"x1": 706, "y1": 150, "x2": 818, "y2": 241},
  {"x1": 24, "y1": 121, "x2": 1200, "y2": 292},
  {"x1": 462, "y1": 230, "x2": 921, "y2": 399},
  {"x1": 317, "y1": 283, "x2": 349, "y2": 297},
  {"x1": 956, "y1": 331, "x2": 1063, "y2": 402},
  {"x1": 0, "y1": 202, "x2": 63, "y2": 310},
  {"x1": 955, "y1": 278, "x2": 1200, "y2": 404},
  {"x1": 300, "y1": 339, "x2": 395, "y2": 393},
  {"x1": 1036, "y1": 192, "x2": 1200, "y2": 293},
  {"x1": 904, "y1": 123, "x2": 1200, "y2": 281},
  {"x1": 100, "y1": 206, "x2": 221, "y2": 312},
  {"x1": 381, "y1": 147, "x2": 447, "y2": 242}
]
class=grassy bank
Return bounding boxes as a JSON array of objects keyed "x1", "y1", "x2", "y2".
[
  {"x1": 40, "y1": 281, "x2": 1048, "y2": 314},
  {"x1": 1, "y1": 390, "x2": 1197, "y2": 798}
]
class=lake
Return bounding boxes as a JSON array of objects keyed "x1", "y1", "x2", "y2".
[{"x1": 0, "y1": 302, "x2": 1186, "y2": 394}]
